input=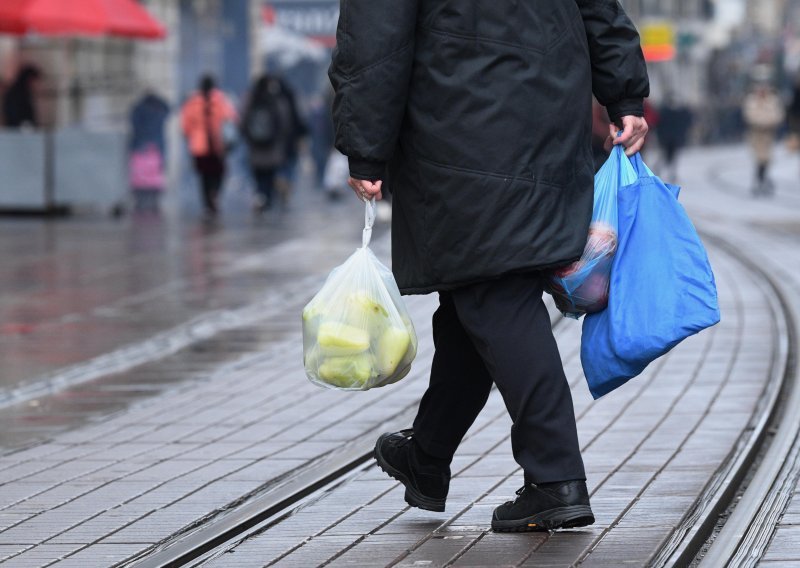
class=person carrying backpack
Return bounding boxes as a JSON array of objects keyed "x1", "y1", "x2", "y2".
[
  {"x1": 242, "y1": 75, "x2": 302, "y2": 212},
  {"x1": 180, "y1": 75, "x2": 237, "y2": 218}
]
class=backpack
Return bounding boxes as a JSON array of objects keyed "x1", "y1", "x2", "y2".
[{"x1": 245, "y1": 101, "x2": 279, "y2": 146}]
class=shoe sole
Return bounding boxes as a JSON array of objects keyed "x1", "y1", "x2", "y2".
[
  {"x1": 491, "y1": 505, "x2": 595, "y2": 532},
  {"x1": 373, "y1": 435, "x2": 446, "y2": 513}
]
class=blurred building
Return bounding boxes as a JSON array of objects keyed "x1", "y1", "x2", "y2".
[
  {"x1": 0, "y1": 0, "x2": 266, "y2": 214},
  {"x1": 0, "y1": 0, "x2": 265, "y2": 130},
  {"x1": 748, "y1": 0, "x2": 789, "y2": 34}
]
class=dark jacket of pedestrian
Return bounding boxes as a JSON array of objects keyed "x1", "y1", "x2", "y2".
[
  {"x1": 657, "y1": 102, "x2": 693, "y2": 149},
  {"x1": 2, "y1": 65, "x2": 41, "y2": 128},
  {"x1": 130, "y1": 92, "x2": 170, "y2": 157},
  {"x1": 788, "y1": 81, "x2": 800, "y2": 137},
  {"x1": 241, "y1": 75, "x2": 305, "y2": 172},
  {"x1": 329, "y1": 0, "x2": 649, "y2": 295}
]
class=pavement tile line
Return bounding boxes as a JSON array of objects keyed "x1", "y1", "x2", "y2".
[{"x1": 187, "y1": 242, "x2": 774, "y2": 568}]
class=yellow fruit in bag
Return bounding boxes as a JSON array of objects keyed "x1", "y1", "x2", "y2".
[
  {"x1": 302, "y1": 303, "x2": 324, "y2": 322},
  {"x1": 376, "y1": 326, "x2": 411, "y2": 376},
  {"x1": 318, "y1": 322, "x2": 370, "y2": 355},
  {"x1": 319, "y1": 354, "x2": 374, "y2": 387},
  {"x1": 342, "y1": 293, "x2": 389, "y2": 332},
  {"x1": 350, "y1": 293, "x2": 389, "y2": 318}
]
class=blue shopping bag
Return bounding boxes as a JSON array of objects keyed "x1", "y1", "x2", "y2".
[{"x1": 580, "y1": 152, "x2": 721, "y2": 399}]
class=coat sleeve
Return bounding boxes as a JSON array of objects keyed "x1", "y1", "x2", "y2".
[
  {"x1": 574, "y1": 0, "x2": 650, "y2": 124},
  {"x1": 328, "y1": 0, "x2": 419, "y2": 181}
]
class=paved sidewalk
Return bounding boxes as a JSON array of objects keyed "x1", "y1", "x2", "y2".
[
  {"x1": 0, "y1": 144, "x2": 796, "y2": 566},
  {"x1": 199, "y1": 244, "x2": 771, "y2": 567}
]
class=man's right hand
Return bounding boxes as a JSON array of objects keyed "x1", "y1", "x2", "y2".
[
  {"x1": 348, "y1": 177, "x2": 383, "y2": 202},
  {"x1": 607, "y1": 115, "x2": 649, "y2": 156}
]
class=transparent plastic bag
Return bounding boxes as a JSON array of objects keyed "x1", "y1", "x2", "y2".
[
  {"x1": 302, "y1": 200, "x2": 418, "y2": 390},
  {"x1": 547, "y1": 146, "x2": 636, "y2": 319}
]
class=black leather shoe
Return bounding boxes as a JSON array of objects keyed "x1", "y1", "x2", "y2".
[
  {"x1": 492, "y1": 480, "x2": 595, "y2": 532},
  {"x1": 374, "y1": 429, "x2": 450, "y2": 512}
]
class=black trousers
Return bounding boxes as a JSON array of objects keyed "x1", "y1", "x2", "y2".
[
  {"x1": 413, "y1": 273, "x2": 586, "y2": 484},
  {"x1": 253, "y1": 168, "x2": 277, "y2": 206},
  {"x1": 194, "y1": 155, "x2": 225, "y2": 214}
]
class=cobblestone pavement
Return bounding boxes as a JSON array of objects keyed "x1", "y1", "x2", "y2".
[{"x1": 0, "y1": 145, "x2": 797, "y2": 567}]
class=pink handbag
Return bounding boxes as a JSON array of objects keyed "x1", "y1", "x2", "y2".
[{"x1": 129, "y1": 144, "x2": 165, "y2": 190}]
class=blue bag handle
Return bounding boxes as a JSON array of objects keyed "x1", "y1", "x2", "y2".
[
  {"x1": 627, "y1": 151, "x2": 681, "y2": 199},
  {"x1": 628, "y1": 152, "x2": 654, "y2": 179}
]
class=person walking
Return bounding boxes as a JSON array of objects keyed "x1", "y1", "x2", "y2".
[
  {"x1": 129, "y1": 91, "x2": 170, "y2": 213},
  {"x1": 309, "y1": 89, "x2": 336, "y2": 190},
  {"x1": 656, "y1": 94, "x2": 693, "y2": 183},
  {"x1": 743, "y1": 81, "x2": 785, "y2": 197},
  {"x1": 241, "y1": 74, "x2": 304, "y2": 212},
  {"x1": 2, "y1": 64, "x2": 41, "y2": 128},
  {"x1": 273, "y1": 78, "x2": 307, "y2": 209},
  {"x1": 786, "y1": 75, "x2": 800, "y2": 168},
  {"x1": 180, "y1": 75, "x2": 237, "y2": 218},
  {"x1": 329, "y1": 0, "x2": 649, "y2": 532}
]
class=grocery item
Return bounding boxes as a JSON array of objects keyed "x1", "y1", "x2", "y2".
[
  {"x1": 302, "y1": 200, "x2": 418, "y2": 390},
  {"x1": 547, "y1": 145, "x2": 637, "y2": 318}
]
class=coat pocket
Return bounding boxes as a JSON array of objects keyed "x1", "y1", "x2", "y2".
[
  {"x1": 415, "y1": 157, "x2": 584, "y2": 287},
  {"x1": 427, "y1": 0, "x2": 570, "y2": 55}
]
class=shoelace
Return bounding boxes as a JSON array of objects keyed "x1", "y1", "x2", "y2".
[
  {"x1": 500, "y1": 485, "x2": 528, "y2": 507},
  {"x1": 395, "y1": 431, "x2": 414, "y2": 448}
]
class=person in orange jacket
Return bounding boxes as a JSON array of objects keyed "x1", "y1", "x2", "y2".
[{"x1": 180, "y1": 75, "x2": 237, "y2": 217}]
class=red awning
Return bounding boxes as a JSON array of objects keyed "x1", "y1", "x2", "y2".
[
  {"x1": 103, "y1": 0, "x2": 166, "y2": 40},
  {"x1": 0, "y1": 0, "x2": 166, "y2": 40}
]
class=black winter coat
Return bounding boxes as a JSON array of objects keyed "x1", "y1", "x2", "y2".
[{"x1": 329, "y1": 0, "x2": 649, "y2": 295}]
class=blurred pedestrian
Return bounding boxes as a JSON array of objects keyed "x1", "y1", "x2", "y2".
[
  {"x1": 129, "y1": 91, "x2": 170, "y2": 213},
  {"x1": 274, "y1": 78, "x2": 307, "y2": 209},
  {"x1": 241, "y1": 74, "x2": 305, "y2": 212},
  {"x1": 180, "y1": 75, "x2": 237, "y2": 218},
  {"x1": 309, "y1": 89, "x2": 336, "y2": 189},
  {"x1": 331, "y1": 0, "x2": 649, "y2": 532},
  {"x1": 2, "y1": 64, "x2": 42, "y2": 128},
  {"x1": 786, "y1": 74, "x2": 800, "y2": 153},
  {"x1": 656, "y1": 94, "x2": 693, "y2": 183},
  {"x1": 743, "y1": 82, "x2": 785, "y2": 197}
]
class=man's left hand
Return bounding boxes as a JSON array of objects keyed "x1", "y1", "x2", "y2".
[
  {"x1": 348, "y1": 177, "x2": 383, "y2": 202},
  {"x1": 608, "y1": 115, "x2": 649, "y2": 156}
]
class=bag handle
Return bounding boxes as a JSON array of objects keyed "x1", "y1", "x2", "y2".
[
  {"x1": 362, "y1": 198, "x2": 377, "y2": 248},
  {"x1": 629, "y1": 152, "x2": 655, "y2": 179}
]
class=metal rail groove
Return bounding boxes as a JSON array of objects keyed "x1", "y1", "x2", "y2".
[
  {"x1": 697, "y1": 235, "x2": 800, "y2": 567},
  {"x1": 124, "y1": 405, "x2": 417, "y2": 568},
  {"x1": 651, "y1": 232, "x2": 793, "y2": 567}
]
